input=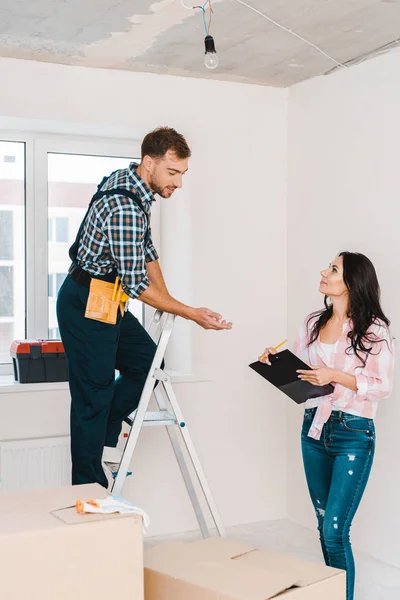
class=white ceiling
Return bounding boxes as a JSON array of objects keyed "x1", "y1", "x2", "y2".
[{"x1": 0, "y1": 0, "x2": 399, "y2": 87}]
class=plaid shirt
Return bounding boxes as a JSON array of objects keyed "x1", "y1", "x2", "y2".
[
  {"x1": 76, "y1": 162, "x2": 159, "y2": 299},
  {"x1": 294, "y1": 315, "x2": 395, "y2": 440}
]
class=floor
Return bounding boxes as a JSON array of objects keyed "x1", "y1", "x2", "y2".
[{"x1": 146, "y1": 519, "x2": 400, "y2": 600}]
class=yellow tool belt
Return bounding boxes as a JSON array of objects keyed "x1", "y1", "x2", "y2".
[{"x1": 85, "y1": 276, "x2": 129, "y2": 325}]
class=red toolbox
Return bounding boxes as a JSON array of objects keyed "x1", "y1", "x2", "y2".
[{"x1": 10, "y1": 340, "x2": 68, "y2": 383}]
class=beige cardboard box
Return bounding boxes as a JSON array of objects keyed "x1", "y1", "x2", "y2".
[
  {"x1": 144, "y1": 537, "x2": 346, "y2": 599},
  {"x1": 0, "y1": 483, "x2": 143, "y2": 600}
]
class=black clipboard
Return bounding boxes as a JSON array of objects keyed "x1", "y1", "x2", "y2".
[{"x1": 249, "y1": 349, "x2": 334, "y2": 405}]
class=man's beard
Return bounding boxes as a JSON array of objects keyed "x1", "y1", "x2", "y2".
[
  {"x1": 149, "y1": 175, "x2": 166, "y2": 197},
  {"x1": 149, "y1": 174, "x2": 175, "y2": 198}
]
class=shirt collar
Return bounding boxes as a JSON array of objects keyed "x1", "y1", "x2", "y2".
[
  {"x1": 342, "y1": 319, "x2": 352, "y2": 332},
  {"x1": 129, "y1": 162, "x2": 156, "y2": 205}
]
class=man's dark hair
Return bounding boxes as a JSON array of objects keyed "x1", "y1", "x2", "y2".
[{"x1": 141, "y1": 127, "x2": 191, "y2": 160}]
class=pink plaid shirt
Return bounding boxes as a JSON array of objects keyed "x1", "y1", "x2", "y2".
[{"x1": 293, "y1": 315, "x2": 395, "y2": 440}]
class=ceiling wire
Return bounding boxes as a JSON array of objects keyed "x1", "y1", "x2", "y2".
[
  {"x1": 180, "y1": 0, "x2": 213, "y2": 35},
  {"x1": 208, "y1": 0, "x2": 213, "y2": 33},
  {"x1": 235, "y1": 0, "x2": 348, "y2": 70},
  {"x1": 325, "y1": 38, "x2": 400, "y2": 74}
]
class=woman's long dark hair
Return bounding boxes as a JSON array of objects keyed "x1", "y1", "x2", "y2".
[{"x1": 308, "y1": 252, "x2": 390, "y2": 366}]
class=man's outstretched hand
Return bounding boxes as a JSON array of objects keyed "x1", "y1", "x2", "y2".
[{"x1": 191, "y1": 307, "x2": 233, "y2": 331}]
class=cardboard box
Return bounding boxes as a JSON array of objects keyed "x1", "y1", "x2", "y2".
[
  {"x1": 0, "y1": 483, "x2": 143, "y2": 600},
  {"x1": 144, "y1": 537, "x2": 346, "y2": 599}
]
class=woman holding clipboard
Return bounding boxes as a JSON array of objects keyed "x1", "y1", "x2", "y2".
[{"x1": 259, "y1": 252, "x2": 394, "y2": 600}]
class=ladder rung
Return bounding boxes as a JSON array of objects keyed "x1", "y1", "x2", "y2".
[{"x1": 126, "y1": 410, "x2": 177, "y2": 427}]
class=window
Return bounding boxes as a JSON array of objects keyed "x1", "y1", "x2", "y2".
[
  {"x1": 0, "y1": 135, "x2": 157, "y2": 370},
  {"x1": 48, "y1": 273, "x2": 67, "y2": 298},
  {"x1": 0, "y1": 323, "x2": 14, "y2": 365},
  {"x1": 0, "y1": 211, "x2": 13, "y2": 259},
  {"x1": 0, "y1": 133, "x2": 168, "y2": 373},
  {"x1": 0, "y1": 266, "x2": 14, "y2": 317},
  {"x1": 48, "y1": 217, "x2": 69, "y2": 243},
  {"x1": 49, "y1": 327, "x2": 61, "y2": 340},
  {"x1": 0, "y1": 141, "x2": 25, "y2": 369}
]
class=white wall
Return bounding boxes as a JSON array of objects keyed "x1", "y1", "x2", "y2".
[
  {"x1": 287, "y1": 50, "x2": 400, "y2": 567},
  {"x1": 0, "y1": 58, "x2": 288, "y2": 535}
]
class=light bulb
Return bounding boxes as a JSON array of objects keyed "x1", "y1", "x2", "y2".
[
  {"x1": 204, "y1": 35, "x2": 219, "y2": 70},
  {"x1": 204, "y1": 52, "x2": 219, "y2": 70}
]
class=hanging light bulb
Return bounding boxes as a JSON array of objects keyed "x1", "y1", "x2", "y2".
[{"x1": 204, "y1": 35, "x2": 219, "y2": 70}]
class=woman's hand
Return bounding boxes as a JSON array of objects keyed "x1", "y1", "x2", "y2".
[
  {"x1": 258, "y1": 347, "x2": 277, "y2": 365},
  {"x1": 297, "y1": 366, "x2": 336, "y2": 386}
]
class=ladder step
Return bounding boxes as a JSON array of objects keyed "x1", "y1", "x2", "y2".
[{"x1": 126, "y1": 410, "x2": 177, "y2": 427}]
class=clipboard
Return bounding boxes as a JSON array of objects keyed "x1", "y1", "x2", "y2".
[{"x1": 249, "y1": 349, "x2": 334, "y2": 405}]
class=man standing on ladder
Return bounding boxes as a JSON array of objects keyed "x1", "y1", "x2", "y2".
[{"x1": 57, "y1": 127, "x2": 232, "y2": 489}]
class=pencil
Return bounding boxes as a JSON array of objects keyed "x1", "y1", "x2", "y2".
[
  {"x1": 260, "y1": 339, "x2": 287, "y2": 360},
  {"x1": 273, "y1": 339, "x2": 287, "y2": 351}
]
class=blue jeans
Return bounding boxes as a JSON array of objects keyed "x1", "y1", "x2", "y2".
[{"x1": 301, "y1": 408, "x2": 375, "y2": 600}]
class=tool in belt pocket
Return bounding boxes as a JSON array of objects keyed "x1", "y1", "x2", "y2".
[{"x1": 85, "y1": 276, "x2": 129, "y2": 325}]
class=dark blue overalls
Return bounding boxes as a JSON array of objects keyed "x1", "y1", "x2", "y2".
[{"x1": 57, "y1": 178, "x2": 156, "y2": 488}]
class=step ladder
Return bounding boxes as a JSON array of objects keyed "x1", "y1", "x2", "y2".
[{"x1": 111, "y1": 310, "x2": 226, "y2": 538}]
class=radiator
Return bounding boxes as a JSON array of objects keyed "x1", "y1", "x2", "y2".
[{"x1": 0, "y1": 436, "x2": 71, "y2": 492}]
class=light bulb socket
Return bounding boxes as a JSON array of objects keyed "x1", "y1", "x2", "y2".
[{"x1": 204, "y1": 35, "x2": 217, "y2": 54}]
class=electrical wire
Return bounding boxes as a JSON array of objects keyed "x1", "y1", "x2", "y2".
[
  {"x1": 201, "y1": 3, "x2": 208, "y2": 35},
  {"x1": 208, "y1": 0, "x2": 213, "y2": 34},
  {"x1": 235, "y1": 0, "x2": 348, "y2": 70},
  {"x1": 325, "y1": 38, "x2": 400, "y2": 75},
  {"x1": 180, "y1": 0, "x2": 213, "y2": 36}
]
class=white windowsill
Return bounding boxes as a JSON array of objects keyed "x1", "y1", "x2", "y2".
[{"x1": 0, "y1": 371, "x2": 210, "y2": 394}]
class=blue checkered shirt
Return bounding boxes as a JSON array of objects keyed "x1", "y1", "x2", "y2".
[{"x1": 76, "y1": 162, "x2": 159, "y2": 299}]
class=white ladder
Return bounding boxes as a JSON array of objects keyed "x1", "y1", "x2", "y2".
[{"x1": 111, "y1": 310, "x2": 226, "y2": 538}]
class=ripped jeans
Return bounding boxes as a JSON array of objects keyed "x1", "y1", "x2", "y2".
[{"x1": 301, "y1": 408, "x2": 375, "y2": 600}]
